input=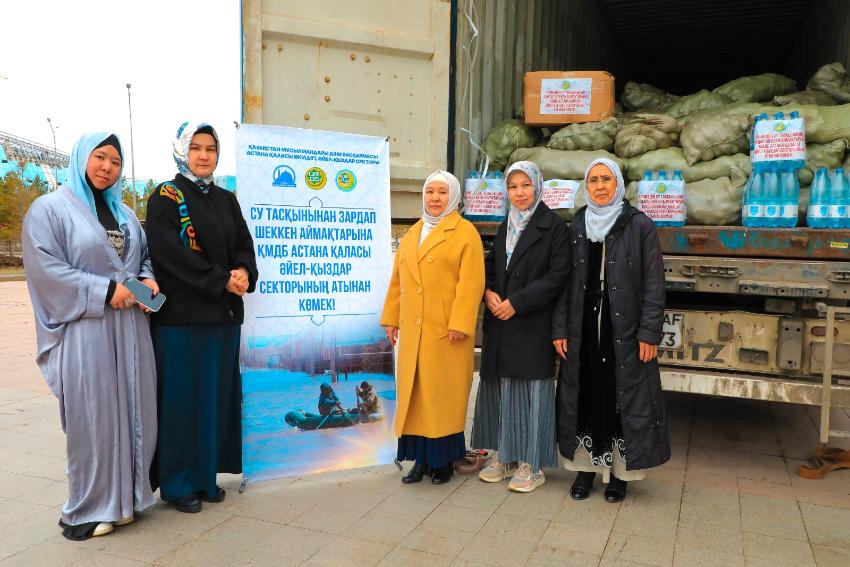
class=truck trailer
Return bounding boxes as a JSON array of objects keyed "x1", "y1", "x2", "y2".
[{"x1": 241, "y1": 0, "x2": 850, "y2": 443}]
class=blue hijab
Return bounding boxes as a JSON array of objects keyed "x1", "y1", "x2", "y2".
[{"x1": 66, "y1": 132, "x2": 127, "y2": 226}]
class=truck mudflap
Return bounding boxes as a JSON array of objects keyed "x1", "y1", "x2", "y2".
[{"x1": 656, "y1": 226, "x2": 850, "y2": 260}]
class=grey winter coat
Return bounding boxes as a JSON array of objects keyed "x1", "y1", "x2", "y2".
[{"x1": 553, "y1": 202, "x2": 671, "y2": 471}]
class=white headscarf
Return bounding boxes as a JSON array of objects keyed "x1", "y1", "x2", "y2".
[
  {"x1": 583, "y1": 158, "x2": 626, "y2": 243},
  {"x1": 504, "y1": 161, "x2": 544, "y2": 263},
  {"x1": 420, "y1": 170, "x2": 461, "y2": 246}
]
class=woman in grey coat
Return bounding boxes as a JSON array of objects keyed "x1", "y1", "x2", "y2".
[
  {"x1": 22, "y1": 132, "x2": 159, "y2": 540},
  {"x1": 553, "y1": 158, "x2": 669, "y2": 503}
]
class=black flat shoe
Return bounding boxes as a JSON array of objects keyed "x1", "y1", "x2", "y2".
[
  {"x1": 197, "y1": 486, "x2": 226, "y2": 503},
  {"x1": 174, "y1": 494, "x2": 202, "y2": 513},
  {"x1": 570, "y1": 472, "x2": 596, "y2": 500},
  {"x1": 431, "y1": 465, "x2": 453, "y2": 485},
  {"x1": 604, "y1": 476, "x2": 627, "y2": 503},
  {"x1": 402, "y1": 462, "x2": 430, "y2": 484}
]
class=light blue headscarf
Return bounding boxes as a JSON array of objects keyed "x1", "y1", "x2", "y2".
[
  {"x1": 172, "y1": 121, "x2": 220, "y2": 188},
  {"x1": 583, "y1": 158, "x2": 626, "y2": 243},
  {"x1": 66, "y1": 132, "x2": 127, "y2": 226},
  {"x1": 505, "y1": 160, "x2": 544, "y2": 263}
]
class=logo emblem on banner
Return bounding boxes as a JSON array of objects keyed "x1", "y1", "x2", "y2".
[
  {"x1": 561, "y1": 80, "x2": 571, "y2": 90},
  {"x1": 774, "y1": 122, "x2": 786, "y2": 132},
  {"x1": 656, "y1": 183, "x2": 667, "y2": 194},
  {"x1": 335, "y1": 169, "x2": 357, "y2": 192},
  {"x1": 272, "y1": 165, "x2": 296, "y2": 188},
  {"x1": 305, "y1": 167, "x2": 327, "y2": 190}
]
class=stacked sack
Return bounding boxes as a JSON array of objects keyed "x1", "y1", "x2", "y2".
[{"x1": 475, "y1": 64, "x2": 850, "y2": 226}]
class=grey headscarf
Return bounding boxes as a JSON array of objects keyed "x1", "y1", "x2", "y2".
[
  {"x1": 504, "y1": 161, "x2": 544, "y2": 263},
  {"x1": 583, "y1": 158, "x2": 626, "y2": 243}
]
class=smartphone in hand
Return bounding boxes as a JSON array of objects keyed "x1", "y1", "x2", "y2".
[{"x1": 124, "y1": 277, "x2": 167, "y2": 312}]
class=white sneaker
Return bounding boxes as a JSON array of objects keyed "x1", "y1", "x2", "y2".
[
  {"x1": 92, "y1": 522, "x2": 114, "y2": 537},
  {"x1": 508, "y1": 463, "x2": 545, "y2": 493},
  {"x1": 478, "y1": 460, "x2": 517, "y2": 483}
]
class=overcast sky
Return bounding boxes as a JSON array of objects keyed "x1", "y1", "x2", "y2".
[{"x1": 0, "y1": 0, "x2": 241, "y2": 181}]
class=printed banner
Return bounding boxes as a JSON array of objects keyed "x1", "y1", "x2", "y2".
[
  {"x1": 463, "y1": 176, "x2": 506, "y2": 221},
  {"x1": 539, "y1": 78, "x2": 592, "y2": 115},
  {"x1": 235, "y1": 124, "x2": 395, "y2": 483},
  {"x1": 638, "y1": 179, "x2": 685, "y2": 222},
  {"x1": 541, "y1": 179, "x2": 580, "y2": 209},
  {"x1": 751, "y1": 118, "x2": 806, "y2": 163}
]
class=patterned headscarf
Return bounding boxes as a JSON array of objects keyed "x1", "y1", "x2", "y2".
[
  {"x1": 172, "y1": 121, "x2": 219, "y2": 190},
  {"x1": 420, "y1": 170, "x2": 461, "y2": 246},
  {"x1": 504, "y1": 161, "x2": 544, "y2": 263},
  {"x1": 66, "y1": 132, "x2": 127, "y2": 226},
  {"x1": 583, "y1": 158, "x2": 626, "y2": 243}
]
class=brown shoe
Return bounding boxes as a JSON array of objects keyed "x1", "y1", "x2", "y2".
[{"x1": 454, "y1": 450, "x2": 490, "y2": 474}]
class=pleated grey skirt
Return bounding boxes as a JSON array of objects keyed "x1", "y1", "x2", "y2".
[{"x1": 471, "y1": 377, "x2": 558, "y2": 472}]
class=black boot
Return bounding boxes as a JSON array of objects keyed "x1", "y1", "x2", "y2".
[
  {"x1": 570, "y1": 472, "x2": 596, "y2": 500},
  {"x1": 402, "y1": 461, "x2": 429, "y2": 484},
  {"x1": 604, "y1": 475, "x2": 627, "y2": 503},
  {"x1": 431, "y1": 464, "x2": 453, "y2": 485}
]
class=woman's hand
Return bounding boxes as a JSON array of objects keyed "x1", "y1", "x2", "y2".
[
  {"x1": 226, "y1": 273, "x2": 247, "y2": 296},
  {"x1": 553, "y1": 338, "x2": 568, "y2": 360},
  {"x1": 491, "y1": 298, "x2": 516, "y2": 321},
  {"x1": 448, "y1": 330, "x2": 467, "y2": 344},
  {"x1": 384, "y1": 326, "x2": 399, "y2": 347},
  {"x1": 232, "y1": 267, "x2": 250, "y2": 289},
  {"x1": 484, "y1": 289, "x2": 502, "y2": 314},
  {"x1": 137, "y1": 278, "x2": 160, "y2": 313},
  {"x1": 110, "y1": 283, "x2": 135, "y2": 310},
  {"x1": 639, "y1": 341, "x2": 658, "y2": 362}
]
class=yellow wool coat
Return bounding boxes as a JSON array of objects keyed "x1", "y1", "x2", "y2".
[{"x1": 381, "y1": 211, "x2": 485, "y2": 438}]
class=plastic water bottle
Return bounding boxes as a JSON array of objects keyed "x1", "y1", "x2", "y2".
[
  {"x1": 778, "y1": 168, "x2": 800, "y2": 228},
  {"x1": 829, "y1": 168, "x2": 848, "y2": 229},
  {"x1": 808, "y1": 168, "x2": 831, "y2": 228},
  {"x1": 773, "y1": 111, "x2": 785, "y2": 121},
  {"x1": 762, "y1": 164, "x2": 782, "y2": 228},
  {"x1": 657, "y1": 170, "x2": 668, "y2": 180},
  {"x1": 668, "y1": 170, "x2": 686, "y2": 227},
  {"x1": 468, "y1": 169, "x2": 479, "y2": 179},
  {"x1": 743, "y1": 171, "x2": 765, "y2": 227},
  {"x1": 642, "y1": 170, "x2": 653, "y2": 181}
]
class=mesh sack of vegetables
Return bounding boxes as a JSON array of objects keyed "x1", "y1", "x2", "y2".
[
  {"x1": 773, "y1": 89, "x2": 837, "y2": 106},
  {"x1": 807, "y1": 62, "x2": 850, "y2": 103},
  {"x1": 680, "y1": 103, "x2": 763, "y2": 165},
  {"x1": 507, "y1": 147, "x2": 623, "y2": 180},
  {"x1": 614, "y1": 114, "x2": 680, "y2": 158},
  {"x1": 684, "y1": 167, "x2": 748, "y2": 226},
  {"x1": 547, "y1": 118, "x2": 620, "y2": 151},
  {"x1": 713, "y1": 73, "x2": 796, "y2": 103},
  {"x1": 623, "y1": 148, "x2": 751, "y2": 183},
  {"x1": 664, "y1": 89, "x2": 733, "y2": 119},
  {"x1": 620, "y1": 81, "x2": 678, "y2": 112},
  {"x1": 481, "y1": 119, "x2": 540, "y2": 170},
  {"x1": 796, "y1": 139, "x2": 848, "y2": 186}
]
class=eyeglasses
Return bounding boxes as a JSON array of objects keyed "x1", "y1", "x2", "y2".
[{"x1": 587, "y1": 175, "x2": 613, "y2": 185}]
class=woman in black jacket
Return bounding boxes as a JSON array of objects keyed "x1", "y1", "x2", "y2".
[
  {"x1": 145, "y1": 122, "x2": 257, "y2": 513},
  {"x1": 553, "y1": 158, "x2": 669, "y2": 503},
  {"x1": 472, "y1": 161, "x2": 570, "y2": 493}
]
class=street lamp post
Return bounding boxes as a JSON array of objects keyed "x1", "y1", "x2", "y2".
[
  {"x1": 46, "y1": 117, "x2": 58, "y2": 190},
  {"x1": 126, "y1": 83, "x2": 137, "y2": 213}
]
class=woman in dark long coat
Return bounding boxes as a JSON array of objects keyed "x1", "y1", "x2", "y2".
[
  {"x1": 553, "y1": 158, "x2": 669, "y2": 503},
  {"x1": 146, "y1": 121, "x2": 257, "y2": 513},
  {"x1": 472, "y1": 161, "x2": 570, "y2": 493}
]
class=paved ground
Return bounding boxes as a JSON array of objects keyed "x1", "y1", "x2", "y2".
[{"x1": 1, "y1": 279, "x2": 850, "y2": 566}]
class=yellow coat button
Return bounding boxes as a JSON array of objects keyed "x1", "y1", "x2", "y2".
[
  {"x1": 417, "y1": 287, "x2": 422, "y2": 293},
  {"x1": 415, "y1": 318, "x2": 421, "y2": 325},
  {"x1": 401, "y1": 287, "x2": 405, "y2": 293},
  {"x1": 427, "y1": 256, "x2": 434, "y2": 263}
]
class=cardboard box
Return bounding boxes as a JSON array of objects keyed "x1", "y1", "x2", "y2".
[{"x1": 523, "y1": 71, "x2": 616, "y2": 126}]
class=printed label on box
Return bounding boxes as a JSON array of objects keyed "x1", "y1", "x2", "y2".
[
  {"x1": 541, "y1": 179, "x2": 579, "y2": 209},
  {"x1": 638, "y1": 180, "x2": 685, "y2": 222},
  {"x1": 751, "y1": 118, "x2": 806, "y2": 163},
  {"x1": 539, "y1": 78, "x2": 592, "y2": 115}
]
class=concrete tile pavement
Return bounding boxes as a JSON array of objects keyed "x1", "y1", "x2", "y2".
[{"x1": 1, "y1": 280, "x2": 850, "y2": 566}]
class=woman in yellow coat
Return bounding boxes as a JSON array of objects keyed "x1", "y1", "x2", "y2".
[{"x1": 381, "y1": 170, "x2": 485, "y2": 485}]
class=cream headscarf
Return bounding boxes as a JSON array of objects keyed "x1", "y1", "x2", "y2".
[
  {"x1": 583, "y1": 158, "x2": 626, "y2": 243},
  {"x1": 420, "y1": 170, "x2": 461, "y2": 246},
  {"x1": 504, "y1": 161, "x2": 545, "y2": 263}
]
